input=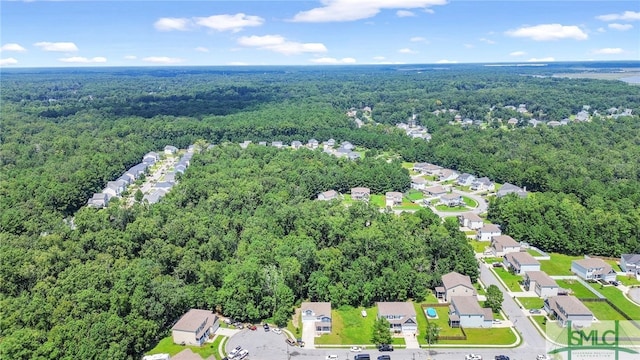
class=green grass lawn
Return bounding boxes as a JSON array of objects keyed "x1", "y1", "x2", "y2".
[
  {"x1": 461, "y1": 196, "x2": 478, "y2": 208},
  {"x1": 526, "y1": 248, "x2": 543, "y2": 257},
  {"x1": 406, "y1": 189, "x2": 424, "y2": 201},
  {"x1": 475, "y1": 282, "x2": 487, "y2": 296},
  {"x1": 211, "y1": 336, "x2": 227, "y2": 360},
  {"x1": 617, "y1": 275, "x2": 640, "y2": 286},
  {"x1": 493, "y1": 267, "x2": 523, "y2": 292},
  {"x1": 442, "y1": 327, "x2": 517, "y2": 345},
  {"x1": 531, "y1": 315, "x2": 547, "y2": 330},
  {"x1": 482, "y1": 257, "x2": 501, "y2": 264},
  {"x1": 555, "y1": 279, "x2": 596, "y2": 298},
  {"x1": 146, "y1": 336, "x2": 218, "y2": 359},
  {"x1": 518, "y1": 297, "x2": 544, "y2": 309},
  {"x1": 419, "y1": 304, "x2": 465, "y2": 342},
  {"x1": 539, "y1": 253, "x2": 582, "y2": 276},
  {"x1": 583, "y1": 301, "x2": 627, "y2": 320},
  {"x1": 435, "y1": 204, "x2": 468, "y2": 212},
  {"x1": 596, "y1": 286, "x2": 640, "y2": 316},
  {"x1": 469, "y1": 240, "x2": 489, "y2": 254},
  {"x1": 369, "y1": 194, "x2": 385, "y2": 208},
  {"x1": 402, "y1": 161, "x2": 415, "y2": 169},
  {"x1": 315, "y1": 305, "x2": 377, "y2": 345}
]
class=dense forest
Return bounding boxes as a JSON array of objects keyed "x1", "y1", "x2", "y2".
[{"x1": 1, "y1": 63, "x2": 639, "y2": 359}]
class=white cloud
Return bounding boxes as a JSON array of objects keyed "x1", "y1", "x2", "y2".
[
  {"x1": 291, "y1": 0, "x2": 447, "y2": 22},
  {"x1": 0, "y1": 58, "x2": 18, "y2": 66},
  {"x1": 593, "y1": 48, "x2": 624, "y2": 55},
  {"x1": 436, "y1": 59, "x2": 458, "y2": 64},
  {"x1": 142, "y1": 56, "x2": 184, "y2": 64},
  {"x1": 0, "y1": 43, "x2": 27, "y2": 52},
  {"x1": 479, "y1": 38, "x2": 496, "y2": 44},
  {"x1": 124, "y1": 55, "x2": 137, "y2": 60},
  {"x1": 237, "y1": 35, "x2": 327, "y2": 55},
  {"x1": 310, "y1": 57, "x2": 356, "y2": 64},
  {"x1": 373, "y1": 56, "x2": 386, "y2": 60},
  {"x1": 528, "y1": 57, "x2": 555, "y2": 62},
  {"x1": 423, "y1": 8, "x2": 435, "y2": 14},
  {"x1": 505, "y1": 24, "x2": 588, "y2": 41},
  {"x1": 410, "y1": 36, "x2": 427, "y2": 42},
  {"x1": 59, "y1": 56, "x2": 107, "y2": 63},
  {"x1": 195, "y1": 46, "x2": 210, "y2": 53},
  {"x1": 509, "y1": 51, "x2": 526, "y2": 57},
  {"x1": 398, "y1": 48, "x2": 416, "y2": 54},
  {"x1": 34, "y1": 42, "x2": 78, "y2": 52},
  {"x1": 195, "y1": 13, "x2": 264, "y2": 32},
  {"x1": 608, "y1": 23, "x2": 633, "y2": 31},
  {"x1": 154, "y1": 17, "x2": 191, "y2": 31},
  {"x1": 396, "y1": 10, "x2": 416, "y2": 17},
  {"x1": 596, "y1": 11, "x2": 640, "y2": 22}
]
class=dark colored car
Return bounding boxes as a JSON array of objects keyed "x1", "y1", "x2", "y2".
[
  {"x1": 495, "y1": 355, "x2": 510, "y2": 360},
  {"x1": 377, "y1": 356, "x2": 391, "y2": 360},
  {"x1": 378, "y1": 344, "x2": 394, "y2": 352},
  {"x1": 492, "y1": 262, "x2": 503, "y2": 268},
  {"x1": 263, "y1": 323, "x2": 270, "y2": 331}
]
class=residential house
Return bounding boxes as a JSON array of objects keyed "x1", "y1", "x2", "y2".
[
  {"x1": 175, "y1": 164, "x2": 187, "y2": 174},
  {"x1": 414, "y1": 163, "x2": 442, "y2": 176},
  {"x1": 171, "y1": 309, "x2": 219, "y2": 346},
  {"x1": 318, "y1": 190, "x2": 340, "y2": 201},
  {"x1": 620, "y1": 254, "x2": 640, "y2": 277},
  {"x1": 544, "y1": 296, "x2": 593, "y2": 327},
  {"x1": 448, "y1": 296, "x2": 493, "y2": 328},
  {"x1": 457, "y1": 173, "x2": 476, "y2": 187},
  {"x1": 300, "y1": 302, "x2": 332, "y2": 334},
  {"x1": 258, "y1": 141, "x2": 267, "y2": 146},
  {"x1": 411, "y1": 176, "x2": 426, "y2": 190},
  {"x1": 376, "y1": 302, "x2": 418, "y2": 334},
  {"x1": 347, "y1": 152, "x2": 361, "y2": 160},
  {"x1": 440, "y1": 193, "x2": 463, "y2": 207},
  {"x1": 143, "y1": 189, "x2": 167, "y2": 204},
  {"x1": 523, "y1": 271, "x2": 559, "y2": 298},
  {"x1": 507, "y1": 118, "x2": 518, "y2": 126},
  {"x1": 351, "y1": 187, "x2": 371, "y2": 201},
  {"x1": 575, "y1": 110, "x2": 589, "y2": 122},
  {"x1": 103, "y1": 181, "x2": 124, "y2": 199},
  {"x1": 155, "y1": 181, "x2": 173, "y2": 191},
  {"x1": 164, "y1": 145, "x2": 178, "y2": 154},
  {"x1": 307, "y1": 139, "x2": 319, "y2": 149},
  {"x1": 462, "y1": 118, "x2": 473, "y2": 126},
  {"x1": 470, "y1": 177, "x2": 494, "y2": 191},
  {"x1": 87, "y1": 193, "x2": 109, "y2": 208},
  {"x1": 340, "y1": 141, "x2": 355, "y2": 151},
  {"x1": 425, "y1": 185, "x2": 447, "y2": 197},
  {"x1": 239, "y1": 140, "x2": 252, "y2": 149},
  {"x1": 529, "y1": 119, "x2": 541, "y2": 127},
  {"x1": 271, "y1": 141, "x2": 284, "y2": 149},
  {"x1": 142, "y1": 354, "x2": 170, "y2": 360},
  {"x1": 164, "y1": 172, "x2": 176, "y2": 184},
  {"x1": 325, "y1": 138, "x2": 336, "y2": 148},
  {"x1": 436, "y1": 271, "x2": 476, "y2": 302},
  {"x1": 503, "y1": 252, "x2": 540, "y2": 275},
  {"x1": 547, "y1": 121, "x2": 562, "y2": 127},
  {"x1": 497, "y1": 183, "x2": 527, "y2": 198},
  {"x1": 291, "y1": 141, "x2": 303, "y2": 149},
  {"x1": 517, "y1": 104, "x2": 527, "y2": 113},
  {"x1": 385, "y1": 192, "x2": 403, "y2": 207},
  {"x1": 454, "y1": 114, "x2": 462, "y2": 122},
  {"x1": 476, "y1": 224, "x2": 501, "y2": 241},
  {"x1": 571, "y1": 258, "x2": 617, "y2": 282},
  {"x1": 459, "y1": 213, "x2": 483, "y2": 230},
  {"x1": 126, "y1": 163, "x2": 148, "y2": 181},
  {"x1": 143, "y1": 151, "x2": 160, "y2": 164},
  {"x1": 491, "y1": 235, "x2": 520, "y2": 256},
  {"x1": 439, "y1": 169, "x2": 459, "y2": 182}
]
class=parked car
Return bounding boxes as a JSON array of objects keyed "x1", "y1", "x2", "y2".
[
  {"x1": 465, "y1": 354, "x2": 482, "y2": 360},
  {"x1": 492, "y1": 319, "x2": 502, "y2": 324},
  {"x1": 529, "y1": 309, "x2": 542, "y2": 314},
  {"x1": 609, "y1": 280, "x2": 620, "y2": 286},
  {"x1": 492, "y1": 262, "x2": 503, "y2": 268},
  {"x1": 377, "y1": 355, "x2": 391, "y2": 360},
  {"x1": 224, "y1": 318, "x2": 233, "y2": 325},
  {"x1": 285, "y1": 338, "x2": 296, "y2": 346},
  {"x1": 354, "y1": 354, "x2": 370, "y2": 360},
  {"x1": 350, "y1": 346, "x2": 363, "y2": 352},
  {"x1": 228, "y1": 346, "x2": 242, "y2": 358},
  {"x1": 378, "y1": 344, "x2": 394, "y2": 352},
  {"x1": 248, "y1": 324, "x2": 257, "y2": 331},
  {"x1": 495, "y1": 355, "x2": 510, "y2": 360},
  {"x1": 237, "y1": 349, "x2": 249, "y2": 360},
  {"x1": 263, "y1": 323, "x2": 270, "y2": 331},
  {"x1": 296, "y1": 338, "x2": 305, "y2": 347},
  {"x1": 273, "y1": 327, "x2": 282, "y2": 335}
]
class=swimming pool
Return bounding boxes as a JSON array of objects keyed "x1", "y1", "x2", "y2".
[{"x1": 426, "y1": 307, "x2": 436, "y2": 318}]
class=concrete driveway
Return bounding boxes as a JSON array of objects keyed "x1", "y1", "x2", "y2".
[{"x1": 302, "y1": 320, "x2": 316, "y2": 349}]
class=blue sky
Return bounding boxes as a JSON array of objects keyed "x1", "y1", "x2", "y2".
[{"x1": 1, "y1": 0, "x2": 639, "y2": 67}]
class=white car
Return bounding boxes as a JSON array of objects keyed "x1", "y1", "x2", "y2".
[
  {"x1": 272, "y1": 327, "x2": 282, "y2": 335},
  {"x1": 237, "y1": 349, "x2": 249, "y2": 360},
  {"x1": 350, "y1": 346, "x2": 363, "y2": 352},
  {"x1": 492, "y1": 319, "x2": 502, "y2": 324},
  {"x1": 228, "y1": 346, "x2": 242, "y2": 358},
  {"x1": 465, "y1": 354, "x2": 482, "y2": 360},
  {"x1": 326, "y1": 355, "x2": 339, "y2": 360}
]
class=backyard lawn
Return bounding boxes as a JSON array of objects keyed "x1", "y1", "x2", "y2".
[
  {"x1": 406, "y1": 189, "x2": 424, "y2": 201},
  {"x1": 518, "y1": 297, "x2": 544, "y2": 310},
  {"x1": 539, "y1": 253, "x2": 582, "y2": 276},
  {"x1": 435, "y1": 204, "x2": 468, "y2": 212},
  {"x1": 583, "y1": 301, "x2": 627, "y2": 320},
  {"x1": 315, "y1": 306, "x2": 377, "y2": 345},
  {"x1": 146, "y1": 336, "x2": 218, "y2": 359},
  {"x1": 526, "y1": 248, "x2": 544, "y2": 257},
  {"x1": 469, "y1": 240, "x2": 489, "y2": 254},
  {"x1": 617, "y1": 275, "x2": 640, "y2": 286},
  {"x1": 461, "y1": 196, "x2": 478, "y2": 208},
  {"x1": 394, "y1": 201, "x2": 422, "y2": 210},
  {"x1": 369, "y1": 195, "x2": 385, "y2": 208},
  {"x1": 493, "y1": 267, "x2": 523, "y2": 292},
  {"x1": 596, "y1": 286, "x2": 640, "y2": 316},
  {"x1": 555, "y1": 279, "x2": 595, "y2": 298}
]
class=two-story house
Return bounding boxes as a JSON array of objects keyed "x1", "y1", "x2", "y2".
[
  {"x1": 171, "y1": 309, "x2": 219, "y2": 346},
  {"x1": 385, "y1": 192, "x2": 403, "y2": 207},
  {"x1": 459, "y1": 213, "x2": 484, "y2": 230},
  {"x1": 436, "y1": 271, "x2": 476, "y2": 302},
  {"x1": 376, "y1": 302, "x2": 418, "y2": 334},
  {"x1": 571, "y1": 258, "x2": 617, "y2": 283},
  {"x1": 523, "y1": 271, "x2": 559, "y2": 298},
  {"x1": 503, "y1": 252, "x2": 540, "y2": 275},
  {"x1": 351, "y1": 187, "x2": 371, "y2": 201},
  {"x1": 544, "y1": 296, "x2": 593, "y2": 328},
  {"x1": 301, "y1": 302, "x2": 332, "y2": 334},
  {"x1": 448, "y1": 296, "x2": 493, "y2": 328},
  {"x1": 491, "y1": 235, "x2": 520, "y2": 257},
  {"x1": 620, "y1": 254, "x2": 640, "y2": 278},
  {"x1": 477, "y1": 224, "x2": 501, "y2": 241},
  {"x1": 318, "y1": 190, "x2": 340, "y2": 201}
]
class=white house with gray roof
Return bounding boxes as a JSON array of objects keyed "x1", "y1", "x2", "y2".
[
  {"x1": 491, "y1": 235, "x2": 520, "y2": 256},
  {"x1": 544, "y1": 296, "x2": 592, "y2": 327},
  {"x1": 571, "y1": 258, "x2": 616, "y2": 282},
  {"x1": 459, "y1": 213, "x2": 483, "y2": 230},
  {"x1": 376, "y1": 302, "x2": 417, "y2": 334},
  {"x1": 477, "y1": 224, "x2": 501, "y2": 241},
  {"x1": 436, "y1": 271, "x2": 476, "y2": 302},
  {"x1": 503, "y1": 252, "x2": 540, "y2": 275},
  {"x1": 448, "y1": 296, "x2": 493, "y2": 328},
  {"x1": 171, "y1": 309, "x2": 219, "y2": 346},
  {"x1": 621, "y1": 254, "x2": 640, "y2": 277},
  {"x1": 524, "y1": 271, "x2": 559, "y2": 298},
  {"x1": 301, "y1": 302, "x2": 332, "y2": 334}
]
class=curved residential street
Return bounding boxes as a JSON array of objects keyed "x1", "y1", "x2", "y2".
[{"x1": 428, "y1": 190, "x2": 489, "y2": 218}]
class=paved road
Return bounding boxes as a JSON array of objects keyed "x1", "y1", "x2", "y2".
[
  {"x1": 428, "y1": 190, "x2": 489, "y2": 218},
  {"x1": 479, "y1": 264, "x2": 547, "y2": 353}
]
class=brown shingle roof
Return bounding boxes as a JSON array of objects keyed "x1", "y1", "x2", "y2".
[
  {"x1": 479, "y1": 224, "x2": 501, "y2": 233},
  {"x1": 573, "y1": 258, "x2": 613, "y2": 275},
  {"x1": 492, "y1": 235, "x2": 519, "y2": 249},
  {"x1": 525, "y1": 271, "x2": 558, "y2": 288},
  {"x1": 451, "y1": 296, "x2": 483, "y2": 315},
  {"x1": 172, "y1": 309, "x2": 217, "y2": 339},
  {"x1": 301, "y1": 302, "x2": 332, "y2": 317},
  {"x1": 547, "y1": 296, "x2": 592, "y2": 317},
  {"x1": 377, "y1": 302, "x2": 416, "y2": 318},
  {"x1": 441, "y1": 271, "x2": 474, "y2": 292},
  {"x1": 505, "y1": 252, "x2": 540, "y2": 266},
  {"x1": 461, "y1": 213, "x2": 483, "y2": 222}
]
